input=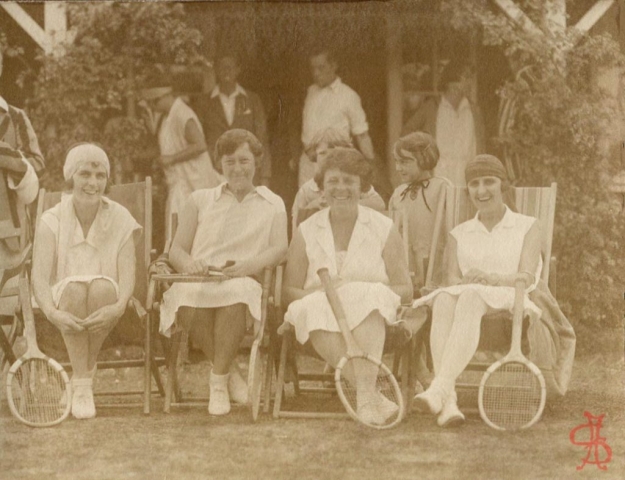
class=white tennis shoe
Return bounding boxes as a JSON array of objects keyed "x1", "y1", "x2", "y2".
[
  {"x1": 71, "y1": 378, "x2": 96, "y2": 419},
  {"x1": 208, "y1": 372, "x2": 231, "y2": 415},
  {"x1": 228, "y1": 363, "x2": 248, "y2": 405},
  {"x1": 413, "y1": 385, "x2": 445, "y2": 415},
  {"x1": 437, "y1": 392, "x2": 465, "y2": 428}
]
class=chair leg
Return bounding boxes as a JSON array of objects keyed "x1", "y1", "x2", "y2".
[
  {"x1": 164, "y1": 330, "x2": 182, "y2": 413},
  {"x1": 262, "y1": 346, "x2": 273, "y2": 414},
  {"x1": 400, "y1": 344, "x2": 412, "y2": 411},
  {"x1": 273, "y1": 334, "x2": 288, "y2": 418},
  {"x1": 144, "y1": 313, "x2": 152, "y2": 415},
  {"x1": 0, "y1": 324, "x2": 17, "y2": 367}
]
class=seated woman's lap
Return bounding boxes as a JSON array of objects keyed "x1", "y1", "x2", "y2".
[
  {"x1": 179, "y1": 304, "x2": 248, "y2": 359},
  {"x1": 309, "y1": 310, "x2": 386, "y2": 369}
]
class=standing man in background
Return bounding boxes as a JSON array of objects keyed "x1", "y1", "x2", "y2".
[
  {"x1": 195, "y1": 52, "x2": 271, "y2": 186},
  {"x1": 401, "y1": 60, "x2": 482, "y2": 186},
  {"x1": 140, "y1": 75, "x2": 223, "y2": 242},
  {"x1": 297, "y1": 48, "x2": 376, "y2": 187}
]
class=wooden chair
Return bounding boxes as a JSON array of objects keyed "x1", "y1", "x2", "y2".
[
  {"x1": 147, "y1": 214, "x2": 281, "y2": 420},
  {"x1": 421, "y1": 183, "x2": 558, "y2": 399},
  {"x1": 35, "y1": 178, "x2": 165, "y2": 413},
  {"x1": 0, "y1": 170, "x2": 31, "y2": 370}
]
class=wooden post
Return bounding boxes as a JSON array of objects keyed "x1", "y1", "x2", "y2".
[{"x1": 386, "y1": 10, "x2": 403, "y2": 188}]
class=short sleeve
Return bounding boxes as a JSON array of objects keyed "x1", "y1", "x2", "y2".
[
  {"x1": 39, "y1": 210, "x2": 59, "y2": 235},
  {"x1": 345, "y1": 89, "x2": 369, "y2": 136},
  {"x1": 7, "y1": 154, "x2": 39, "y2": 205}
]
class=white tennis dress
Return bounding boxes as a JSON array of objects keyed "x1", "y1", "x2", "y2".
[
  {"x1": 39, "y1": 194, "x2": 141, "y2": 307},
  {"x1": 159, "y1": 184, "x2": 286, "y2": 336},
  {"x1": 412, "y1": 206, "x2": 543, "y2": 320},
  {"x1": 285, "y1": 206, "x2": 401, "y2": 345}
]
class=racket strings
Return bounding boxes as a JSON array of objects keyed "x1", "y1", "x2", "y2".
[
  {"x1": 481, "y1": 362, "x2": 542, "y2": 430},
  {"x1": 10, "y1": 359, "x2": 67, "y2": 425},
  {"x1": 337, "y1": 358, "x2": 402, "y2": 428}
]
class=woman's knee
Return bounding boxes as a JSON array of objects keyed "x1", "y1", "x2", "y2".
[
  {"x1": 88, "y1": 278, "x2": 118, "y2": 307},
  {"x1": 58, "y1": 282, "x2": 88, "y2": 314},
  {"x1": 432, "y1": 292, "x2": 456, "y2": 310},
  {"x1": 457, "y1": 289, "x2": 487, "y2": 309},
  {"x1": 216, "y1": 304, "x2": 247, "y2": 324}
]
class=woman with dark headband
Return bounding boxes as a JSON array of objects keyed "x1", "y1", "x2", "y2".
[{"x1": 410, "y1": 154, "x2": 574, "y2": 428}]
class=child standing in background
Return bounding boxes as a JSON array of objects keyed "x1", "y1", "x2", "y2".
[{"x1": 389, "y1": 132, "x2": 451, "y2": 295}]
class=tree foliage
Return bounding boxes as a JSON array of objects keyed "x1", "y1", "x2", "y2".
[
  {"x1": 27, "y1": 2, "x2": 203, "y2": 188},
  {"x1": 438, "y1": 0, "x2": 625, "y2": 350}
]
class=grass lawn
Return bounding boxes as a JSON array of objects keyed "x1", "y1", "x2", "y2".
[{"x1": 1, "y1": 350, "x2": 623, "y2": 480}]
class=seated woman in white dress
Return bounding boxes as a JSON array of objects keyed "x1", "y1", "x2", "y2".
[
  {"x1": 412, "y1": 154, "x2": 572, "y2": 428},
  {"x1": 160, "y1": 129, "x2": 288, "y2": 416},
  {"x1": 32, "y1": 144, "x2": 141, "y2": 419},
  {"x1": 283, "y1": 147, "x2": 412, "y2": 425}
]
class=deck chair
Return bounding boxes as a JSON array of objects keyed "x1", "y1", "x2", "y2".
[
  {"x1": 0, "y1": 170, "x2": 31, "y2": 370},
  {"x1": 271, "y1": 218, "x2": 424, "y2": 420},
  {"x1": 34, "y1": 178, "x2": 165, "y2": 413},
  {"x1": 148, "y1": 213, "x2": 280, "y2": 421},
  {"x1": 420, "y1": 183, "x2": 557, "y2": 402}
]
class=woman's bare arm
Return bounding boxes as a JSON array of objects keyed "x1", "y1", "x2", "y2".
[
  {"x1": 32, "y1": 222, "x2": 84, "y2": 332},
  {"x1": 168, "y1": 197, "x2": 200, "y2": 273},
  {"x1": 282, "y1": 229, "x2": 312, "y2": 304},
  {"x1": 382, "y1": 225, "x2": 413, "y2": 304}
]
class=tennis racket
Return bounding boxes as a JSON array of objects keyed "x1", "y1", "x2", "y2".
[
  {"x1": 478, "y1": 278, "x2": 547, "y2": 431},
  {"x1": 317, "y1": 268, "x2": 404, "y2": 429},
  {"x1": 248, "y1": 268, "x2": 273, "y2": 421},
  {"x1": 6, "y1": 275, "x2": 71, "y2": 427}
]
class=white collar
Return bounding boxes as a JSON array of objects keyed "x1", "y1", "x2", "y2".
[
  {"x1": 0, "y1": 96, "x2": 8, "y2": 112},
  {"x1": 467, "y1": 205, "x2": 516, "y2": 233},
  {"x1": 215, "y1": 182, "x2": 274, "y2": 204},
  {"x1": 211, "y1": 84, "x2": 246, "y2": 99},
  {"x1": 312, "y1": 77, "x2": 342, "y2": 92},
  {"x1": 440, "y1": 95, "x2": 471, "y2": 112}
]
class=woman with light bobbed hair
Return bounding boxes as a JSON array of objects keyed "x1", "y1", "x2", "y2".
[
  {"x1": 283, "y1": 147, "x2": 412, "y2": 425},
  {"x1": 32, "y1": 143, "x2": 141, "y2": 419}
]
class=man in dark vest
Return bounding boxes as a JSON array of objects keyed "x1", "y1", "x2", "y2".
[
  {"x1": 0, "y1": 48, "x2": 43, "y2": 259},
  {"x1": 195, "y1": 52, "x2": 271, "y2": 186}
]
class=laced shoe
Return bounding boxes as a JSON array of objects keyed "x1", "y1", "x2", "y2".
[
  {"x1": 375, "y1": 393, "x2": 400, "y2": 421},
  {"x1": 413, "y1": 384, "x2": 446, "y2": 415},
  {"x1": 228, "y1": 363, "x2": 249, "y2": 405},
  {"x1": 357, "y1": 402, "x2": 387, "y2": 426},
  {"x1": 71, "y1": 378, "x2": 96, "y2": 419},
  {"x1": 208, "y1": 372, "x2": 231, "y2": 416},
  {"x1": 437, "y1": 391, "x2": 465, "y2": 428}
]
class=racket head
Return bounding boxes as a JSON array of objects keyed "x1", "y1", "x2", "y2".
[
  {"x1": 478, "y1": 358, "x2": 546, "y2": 431},
  {"x1": 247, "y1": 340, "x2": 263, "y2": 421},
  {"x1": 6, "y1": 356, "x2": 71, "y2": 427},
  {"x1": 335, "y1": 353, "x2": 405, "y2": 429}
]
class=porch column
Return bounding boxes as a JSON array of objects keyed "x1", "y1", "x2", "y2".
[{"x1": 386, "y1": 10, "x2": 402, "y2": 188}]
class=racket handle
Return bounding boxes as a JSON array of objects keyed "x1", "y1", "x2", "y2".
[
  {"x1": 510, "y1": 277, "x2": 526, "y2": 356},
  {"x1": 317, "y1": 268, "x2": 359, "y2": 352},
  {"x1": 18, "y1": 274, "x2": 38, "y2": 349}
]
